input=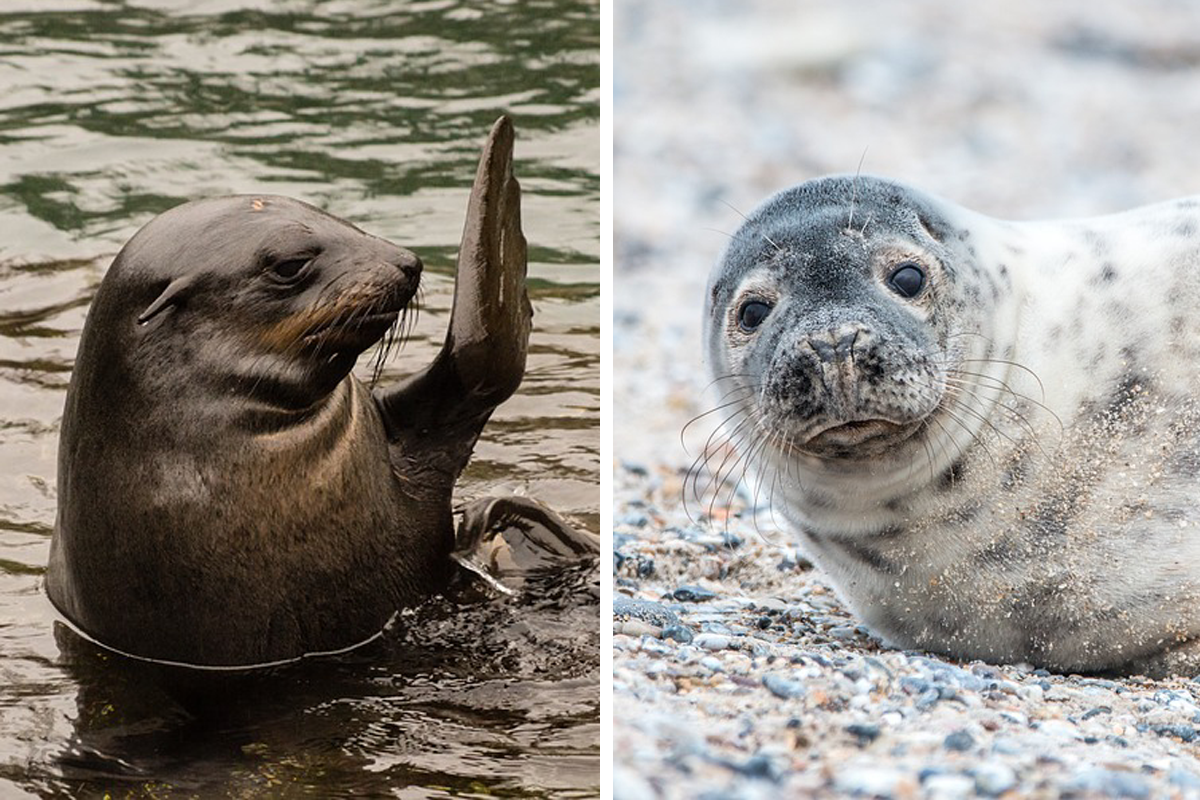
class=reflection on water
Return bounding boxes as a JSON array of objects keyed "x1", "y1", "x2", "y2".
[{"x1": 0, "y1": 1, "x2": 598, "y2": 796}]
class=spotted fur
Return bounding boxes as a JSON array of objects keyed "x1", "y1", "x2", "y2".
[{"x1": 704, "y1": 175, "x2": 1200, "y2": 676}]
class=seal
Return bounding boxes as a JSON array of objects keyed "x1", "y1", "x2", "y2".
[
  {"x1": 47, "y1": 116, "x2": 539, "y2": 668},
  {"x1": 705, "y1": 175, "x2": 1200, "y2": 676}
]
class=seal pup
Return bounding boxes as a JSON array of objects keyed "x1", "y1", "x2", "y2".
[
  {"x1": 705, "y1": 175, "x2": 1200, "y2": 676},
  {"x1": 48, "y1": 117, "x2": 539, "y2": 667}
]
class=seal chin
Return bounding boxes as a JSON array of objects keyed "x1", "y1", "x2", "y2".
[{"x1": 799, "y1": 417, "x2": 925, "y2": 458}]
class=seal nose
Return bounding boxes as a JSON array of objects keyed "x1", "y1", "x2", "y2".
[
  {"x1": 807, "y1": 329, "x2": 860, "y2": 363},
  {"x1": 393, "y1": 250, "x2": 423, "y2": 281}
]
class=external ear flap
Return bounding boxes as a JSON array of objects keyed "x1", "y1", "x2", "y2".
[{"x1": 137, "y1": 275, "x2": 195, "y2": 325}]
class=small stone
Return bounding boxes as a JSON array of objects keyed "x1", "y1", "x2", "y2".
[
  {"x1": 833, "y1": 766, "x2": 905, "y2": 798},
  {"x1": 613, "y1": 596, "x2": 682, "y2": 638},
  {"x1": 1063, "y1": 767, "x2": 1149, "y2": 798},
  {"x1": 829, "y1": 625, "x2": 860, "y2": 641},
  {"x1": 727, "y1": 753, "x2": 780, "y2": 781},
  {"x1": 900, "y1": 676, "x2": 932, "y2": 695},
  {"x1": 915, "y1": 688, "x2": 942, "y2": 710},
  {"x1": 763, "y1": 673, "x2": 806, "y2": 700},
  {"x1": 694, "y1": 633, "x2": 732, "y2": 651},
  {"x1": 699, "y1": 656, "x2": 723, "y2": 673},
  {"x1": 973, "y1": 762, "x2": 1017, "y2": 796},
  {"x1": 943, "y1": 729, "x2": 975, "y2": 752},
  {"x1": 1080, "y1": 706, "x2": 1112, "y2": 721},
  {"x1": 1169, "y1": 765, "x2": 1200, "y2": 790},
  {"x1": 922, "y1": 773, "x2": 974, "y2": 799},
  {"x1": 846, "y1": 722, "x2": 881, "y2": 745},
  {"x1": 618, "y1": 511, "x2": 649, "y2": 527},
  {"x1": 1018, "y1": 683, "x2": 1044, "y2": 702},
  {"x1": 1149, "y1": 723, "x2": 1198, "y2": 742},
  {"x1": 1037, "y1": 719, "x2": 1081, "y2": 741},
  {"x1": 672, "y1": 584, "x2": 718, "y2": 602},
  {"x1": 662, "y1": 625, "x2": 693, "y2": 644}
]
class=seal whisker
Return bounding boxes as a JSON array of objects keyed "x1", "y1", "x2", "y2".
[
  {"x1": 684, "y1": 410, "x2": 747, "y2": 518},
  {"x1": 688, "y1": 409, "x2": 758, "y2": 521}
]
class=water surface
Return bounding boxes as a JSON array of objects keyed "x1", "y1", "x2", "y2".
[{"x1": 0, "y1": 1, "x2": 599, "y2": 796}]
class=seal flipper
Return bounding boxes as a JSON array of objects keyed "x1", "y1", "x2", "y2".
[{"x1": 376, "y1": 116, "x2": 531, "y2": 485}]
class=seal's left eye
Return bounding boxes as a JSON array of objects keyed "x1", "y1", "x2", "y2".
[
  {"x1": 271, "y1": 258, "x2": 311, "y2": 280},
  {"x1": 887, "y1": 262, "x2": 926, "y2": 299}
]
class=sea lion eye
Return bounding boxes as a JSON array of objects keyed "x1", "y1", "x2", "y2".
[
  {"x1": 271, "y1": 257, "x2": 312, "y2": 281},
  {"x1": 737, "y1": 299, "x2": 772, "y2": 332},
  {"x1": 886, "y1": 262, "x2": 926, "y2": 298}
]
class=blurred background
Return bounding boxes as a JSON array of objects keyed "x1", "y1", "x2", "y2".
[
  {"x1": 0, "y1": 1, "x2": 598, "y2": 796},
  {"x1": 614, "y1": 0, "x2": 1200, "y2": 796}
]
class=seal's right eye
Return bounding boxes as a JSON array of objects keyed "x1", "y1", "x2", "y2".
[
  {"x1": 270, "y1": 257, "x2": 311, "y2": 281},
  {"x1": 737, "y1": 300, "x2": 772, "y2": 332}
]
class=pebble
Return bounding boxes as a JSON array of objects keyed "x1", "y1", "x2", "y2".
[
  {"x1": 846, "y1": 722, "x2": 881, "y2": 745},
  {"x1": 1063, "y1": 767, "x2": 1150, "y2": 798},
  {"x1": 613, "y1": 596, "x2": 682, "y2": 637},
  {"x1": 972, "y1": 762, "x2": 1017, "y2": 796},
  {"x1": 943, "y1": 729, "x2": 975, "y2": 752},
  {"x1": 833, "y1": 766, "x2": 906, "y2": 797},
  {"x1": 1169, "y1": 766, "x2": 1200, "y2": 790},
  {"x1": 1036, "y1": 719, "x2": 1082, "y2": 741},
  {"x1": 662, "y1": 625, "x2": 694, "y2": 644},
  {"x1": 922, "y1": 773, "x2": 975, "y2": 798},
  {"x1": 762, "y1": 673, "x2": 806, "y2": 700},
  {"x1": 694, "y1": 633, "x2": 732, "y2": 652},
  {"x1": 673, "y1": 584, "x2": 719, "y2": 602}
]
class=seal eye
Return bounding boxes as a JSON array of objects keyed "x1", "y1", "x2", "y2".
[
  {"x1": 886, "y1": 262, "x2": 926, "y2": 299},
  {"x1": 737, "y1": 299, "x2": 772, "y2": 332},
  {"x1": 271, "y1": 257, "x2": 312, "y2": 281}
]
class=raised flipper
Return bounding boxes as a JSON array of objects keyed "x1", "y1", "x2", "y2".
[{"x1": 376, "y1": 116, "x2": 531, "y2": 482}]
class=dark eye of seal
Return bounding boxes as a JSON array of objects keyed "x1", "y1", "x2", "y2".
[
  {"x1": 737, "y1": 299, "x2": 772, "y2": 332},
  {"x1": 886, "y1": 262, "x2": 926, "y2": 299},
  {"x1": 271, "y1": 257, "x2": 312, "y2": 281}
]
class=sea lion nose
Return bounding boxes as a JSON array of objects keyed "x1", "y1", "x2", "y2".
[{"x1": 393, "y1": 249, "x2": 423, "y2": 281}]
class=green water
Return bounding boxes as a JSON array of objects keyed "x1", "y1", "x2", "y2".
[{"x1": 0, "y1": 1, "x2": 599, "y2": 796}]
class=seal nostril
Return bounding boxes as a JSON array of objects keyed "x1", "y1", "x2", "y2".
[
  {"x1": 808, "y1": 338, "x2": 837, "y2": 363},
  {"x1": 394, "y1": 252, "x2": 423, "y2": 280}
]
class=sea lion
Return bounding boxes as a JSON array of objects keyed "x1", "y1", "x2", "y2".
[
  {"x1": 704, "y1": 175, "x2": 1200, "y2": 676},
  {"x1": 47, "y1": 116, "x2": 539, "y2": 668}
]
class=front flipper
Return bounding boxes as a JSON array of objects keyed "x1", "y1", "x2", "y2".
[{"x1": 376, "y1": 116, "x2": 531, "y2": 482}]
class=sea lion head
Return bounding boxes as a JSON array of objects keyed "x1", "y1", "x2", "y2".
[
  {"x1": 705, "y1": 176, "x2": 1003, "y2": 465},
  {"x1": 82, "y1": 195, "x2": 421, "y2": 420}
]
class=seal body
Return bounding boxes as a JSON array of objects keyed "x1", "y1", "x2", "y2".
[
  {"x1": 49, "y1": 117, "x2": 532, "y2": 667},
  {"x1": 705, "y1": 176, "x2": 1200, "y2": 676}
]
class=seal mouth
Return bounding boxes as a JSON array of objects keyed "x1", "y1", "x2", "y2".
[{"x1": 800, "y1": 417, "x2": 924, "y2": 456}]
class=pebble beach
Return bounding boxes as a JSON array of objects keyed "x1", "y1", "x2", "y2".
[{"x1": 613, "y1": 1, "x2": 1200, "y2": 796}]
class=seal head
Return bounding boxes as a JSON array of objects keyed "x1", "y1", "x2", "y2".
[{"x1": 706, "y1": 176, "x2": 1007, "y2": 470}]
